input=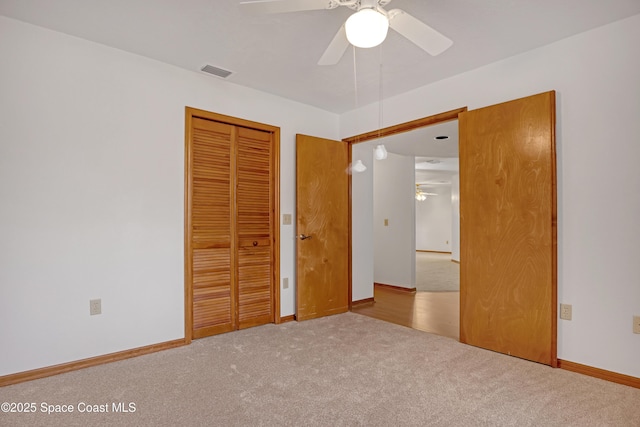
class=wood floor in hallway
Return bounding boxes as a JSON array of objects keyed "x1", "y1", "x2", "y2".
[{"x1": 352, "y1": 285, "x2": 460, "y2": 341}]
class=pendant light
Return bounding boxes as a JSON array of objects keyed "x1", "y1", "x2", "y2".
[
  {"x1": 374, "y1": 144, "x2": 387, "y2": 160},
  {"x1": 352, "y1": 159, "x2": 367, "y2": 173}
]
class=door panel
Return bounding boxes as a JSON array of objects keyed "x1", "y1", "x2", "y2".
[
  {"x1": 191, "y1": 118, "x2": 236, "y2": 338},
  {"x1": 238, "y1": 246, "x2": 273, "y2": 328},
  {"x1": 192, "y1": 248, "x2": 233, "y2": 336},
  {"x1": 459, "y1": 91, "x2": 557, "y2": 366},
  {"x1": 296, "y1": 134, "x2": 349, "y2": 321},
  {"x1": 236, "y1": 126, "x2": 274, "y2": 328},
  {"x1": 237, "y1": 127, "x2": 272, "y2": 239}
]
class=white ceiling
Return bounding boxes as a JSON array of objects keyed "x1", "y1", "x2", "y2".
[
  {"x1": 1, "y1": 0, "x2": 639, "y2": 114},
  {"x1": 2, "y1": 1, "x2": 638, "y2": 184},
  {"x1": 375, "y1": 119, "x2": 459, "y2": 158},
  {"x1": 358, "y1": 119, "x2": 459, "y2": 186}
]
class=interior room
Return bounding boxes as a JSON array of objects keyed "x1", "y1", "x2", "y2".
[{"x1": 1, "y1": 0, "x2": 639, "y2": 424}]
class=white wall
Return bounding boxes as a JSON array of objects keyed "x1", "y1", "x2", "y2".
[
  {"x1": 373, "y1": 153, "x2": 415, "y2": 288},
  {"x1": 346, "y1": 14, "x2": 640, "y2": 378},
  {"x1": 451, "y1": 174, "x2": 460, "y2": 262},
  {"x1": 0, "y1": 16, "x2": 339, "y2": 377},
  {"x1": 351, "y1": 144, "x2": 374, "y2": 302},
  {"x1": 416, "y1": 186, "x2": 452, "y2": 252}
]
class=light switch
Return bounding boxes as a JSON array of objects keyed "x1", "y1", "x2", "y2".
[
  {"x1": 384, "y1": 219, "x2": 389, "y2": 226},
  {"x1": 283, "y1": 214, "x2": 292, "y2": 225}
]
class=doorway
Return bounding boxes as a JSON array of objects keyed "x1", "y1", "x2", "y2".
[
  {"x1": 348, "y1": 113, "x2": 462, "y2": 339},
  {"x1": 348, "y1": 91, "x2": 557, "y2": 366}
]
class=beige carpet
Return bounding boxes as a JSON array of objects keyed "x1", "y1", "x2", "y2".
[
  {"x1": 416, "y1": 251, "x2": 459, "y2": 292},
  {"x1": 1, "y1": 313, "x2": 638, "y2": 426}
]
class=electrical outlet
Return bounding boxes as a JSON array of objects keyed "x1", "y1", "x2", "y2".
[
  {"x1": 560, "y1": 303, "x2": 572, "y2": 320},
  {"x1": 384, "y1": 219, "x2": 389, "y2": 226},
  {"x1": 90, "y1": 299, "x2": 102, "y2": 316},
  {"x1": 633, "y1": 316, "x2": 640, "y2": 334},
  {"x1": 282, "y1": 278, "x2": 289, "y2": 289}
]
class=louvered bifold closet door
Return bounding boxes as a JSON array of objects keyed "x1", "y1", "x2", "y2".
[
  {"x1": 191, "y1": 118, "x2": 236, "y2": 338},
  {"x1": 236, "y1": 127, "x2": 274, "y2": 329}
]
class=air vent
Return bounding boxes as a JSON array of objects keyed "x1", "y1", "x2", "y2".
[{"x1": 200, "y1": 64, "x2": 233, "y2": 79}]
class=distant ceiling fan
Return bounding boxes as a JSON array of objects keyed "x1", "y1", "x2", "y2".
[
  {"x1": 415, "y1": 184, "x2": 437, "y2": 201},
  {"x1": 239, "y1": 0, "x2": 453, "y2": 65}
]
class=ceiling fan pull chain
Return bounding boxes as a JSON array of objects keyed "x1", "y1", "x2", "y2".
[
  {"x1": 378, "y1": 45, "x2": 384, "y2": 135},
  {"x1": 353, "y1": 45, "x2": 359, "y2": 109}
]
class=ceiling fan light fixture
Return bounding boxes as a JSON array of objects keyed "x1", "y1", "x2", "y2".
[{"x1": 345, "y1": 8, "x2": 389, "y2": 48}]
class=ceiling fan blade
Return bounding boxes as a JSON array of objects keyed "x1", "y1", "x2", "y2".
[
  {"x1": 388, "y1": 9, "x2": 453, "y2": 56},
  {"x1": 239, "y1": 0, "x2": 334, "y2": 14},
  {"x1": 317, "y1": 24, "x2": 349, "y2": 65}
]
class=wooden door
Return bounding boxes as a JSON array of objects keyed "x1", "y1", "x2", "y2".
[
  {"x1": 190, "y1": 117, "x2": 236, "y2": 338},
  {"x1": 186, "y1": 108, "x2": 279, "y2": 340},
  {"x1": 236, "y1": 126, "x2": 274, "y2": 329},
  {"x1": 296, "y1": 134, "x2": 349, "y2": 321},
  {"x1": 459, "y1": 91, "x2": 557, "y2": 366}
]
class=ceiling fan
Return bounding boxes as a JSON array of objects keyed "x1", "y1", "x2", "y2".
[
  {"x1": 239, "y1": 0, "x2": 453, "y2": 65},
  {"x1": 415, "y1": 184, "x2": 437, "y2": 201}
]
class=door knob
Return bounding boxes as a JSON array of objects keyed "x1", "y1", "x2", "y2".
[{"x1": 299, "y1": 234, "x2": 312, "y2": 240}]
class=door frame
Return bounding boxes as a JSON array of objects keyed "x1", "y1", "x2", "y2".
[
  {"x1": 342, "y1": 107, "x2": 467, "y2": 309},
  {"x1": 184, "y1": 107, "x2": 281, "y2": 343}
]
